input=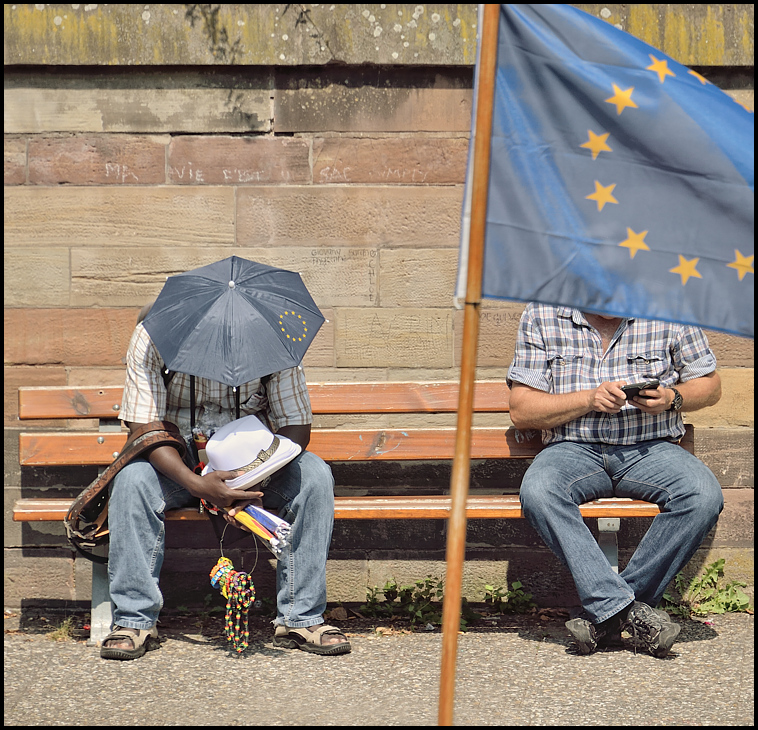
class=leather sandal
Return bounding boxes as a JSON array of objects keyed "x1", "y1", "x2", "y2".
[
  {"x1": 100, "y1": 625, "x2": 160, "y2": 661},
  {"x1": 273, "y1": 624, "x2": 351, "y2": 655}
]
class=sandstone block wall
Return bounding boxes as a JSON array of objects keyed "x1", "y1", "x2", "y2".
[{"x1": 4, "y1": 5, "x2": 754, "y2": 608}]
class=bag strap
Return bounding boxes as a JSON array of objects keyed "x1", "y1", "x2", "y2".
[{"x1": 190, "y1": 374, "x2": 196, "y2": 435}]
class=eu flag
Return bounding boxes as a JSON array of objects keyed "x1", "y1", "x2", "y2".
[{"x1": 465, "y1": 5, "x2": 754, "y2": 338}]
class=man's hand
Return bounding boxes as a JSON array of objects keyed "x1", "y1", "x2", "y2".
[
  {"x1": 221, "y1": 484, "x2": 265, "y2": 532},
  {"x1": 626, "y1": 384, "x2": 670, "y2": 415},
  {"x1": 590, "y1": 381, "x2": 628, "y2": 414},
  {"x1": 190, "y1": 472, "x2": 264, "y2": 533},
  {"x1": 192, "y1": 471, "x2": 264, "y2": 510}
]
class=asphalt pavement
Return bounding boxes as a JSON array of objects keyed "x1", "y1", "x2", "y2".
[{"x1": 4, "y1": 609, "x2": 753, "y2": 726}]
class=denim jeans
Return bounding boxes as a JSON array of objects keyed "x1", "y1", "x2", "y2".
[
  {"x1": 107, "y1": 450, "x2": 335, "y2": 631},
  {"x1": 519, "y1": 439, "x2": 723, "y2": 624}
]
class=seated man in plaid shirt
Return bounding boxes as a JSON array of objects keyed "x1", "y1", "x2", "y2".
[
  {"x1": 100, "y1": 319, "x2": 350, "y2": 660},
  {"x1": 507, "y1": 304, "x2": 723, "y2": 657}
]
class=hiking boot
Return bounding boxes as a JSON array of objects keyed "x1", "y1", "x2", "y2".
[
  {"x1": 622, "y1": 601, "x2": 681, "y2": 658},
  {"x1": 565, "y1": 612, "x2": 622, "y2": 654}
]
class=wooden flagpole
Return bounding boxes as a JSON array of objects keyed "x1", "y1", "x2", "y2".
[{"x1": 438, "y1": 4, "x2": 500, "y2": 726}]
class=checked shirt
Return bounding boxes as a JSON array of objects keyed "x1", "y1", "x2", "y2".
[
  {"x1": 506, "y1": 304, "x2": 717, "y2": 446},
  {"x1": 121, "y1": 323, "x2": 312, "y2": 441}
]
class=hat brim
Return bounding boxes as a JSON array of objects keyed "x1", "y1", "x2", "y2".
[{"x1": 201, "y1": 436, "x2": 301, "y2": 489}]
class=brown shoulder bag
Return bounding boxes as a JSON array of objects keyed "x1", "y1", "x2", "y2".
[{"x1": 64, "y1": 420, "x2": 186, "y2": 563}]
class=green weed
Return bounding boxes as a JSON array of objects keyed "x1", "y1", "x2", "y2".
[
  {"x1": 483, "y1": 580, "x2": 537, "y2": 614},
  {"x1": 361, "y1": 576, "x2": 481, "y2": 630},
  {"x1": 662, "y1": 558, "x2": 752, "y2": 618},
  {"x1": 46, "y1": 616, "x2": 77, "y2": 642}
]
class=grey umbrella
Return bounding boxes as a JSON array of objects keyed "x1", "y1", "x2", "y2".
[{"x1": 142, "y1": 256, "x2": 324, "y2": 386}]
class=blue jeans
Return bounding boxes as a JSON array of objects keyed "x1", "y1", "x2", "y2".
[
  {"x1": 519, "y1": 439, "x2": 723, "y2": 624},
  {"x1": 107, "y1": 450, "x2": 335, "y2": 631}
]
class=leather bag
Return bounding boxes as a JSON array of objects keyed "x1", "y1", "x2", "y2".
[{"x1": 64, "y1": 421, "x2": 186, "y2": 563}]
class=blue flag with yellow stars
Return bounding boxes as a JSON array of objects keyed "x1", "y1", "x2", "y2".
[{"x1": 473, "y1": 4, "x2": 754, "y2": 338}]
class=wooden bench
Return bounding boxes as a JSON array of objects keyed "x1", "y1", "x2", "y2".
[{"x1": 14, "y1": 381, "x2": 680, "y2": 644}]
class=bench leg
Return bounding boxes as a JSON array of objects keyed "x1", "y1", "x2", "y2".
[
  {"x1": 597, "y1": 518, "x2": 620, "y2": 573},
  {"x1": 88, "y1": 559, "x2": 113, "y2": 646}
]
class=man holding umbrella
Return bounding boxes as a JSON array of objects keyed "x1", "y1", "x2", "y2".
[{"x1": 100, "y1": 257, "x2": 350, "y2": 660}]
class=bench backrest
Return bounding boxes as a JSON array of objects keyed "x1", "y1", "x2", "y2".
[
  {"x1": 18, "y1": 382, "x2": 549, "y2": 466},
  {"x1": 18, "y1": 382, "x2": 509, "y2": 419},
  {"x1": 17, "y1": 383, "x2": 695, "y2": 467}
]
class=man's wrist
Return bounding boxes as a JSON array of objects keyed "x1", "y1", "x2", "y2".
[
  {"x1": 177, "y1": 471, "x2": 206, "y2": 498},
  {"x1": 667, "y1": 387, "x2": 683, "y2": 412}
]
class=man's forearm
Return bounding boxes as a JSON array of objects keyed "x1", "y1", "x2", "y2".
[
  {"x1": 669, "y1": 371, "x2": 721, "y2": 412},
  {"x1": 509, "y1": 387, "x2": 594, "y2": 430},
  {"x1": 277, "y1": 424, "x2": 311, "y2": 451},
  {"x1": 146, "y1": 444, "x2": 205, "y2": 495}
]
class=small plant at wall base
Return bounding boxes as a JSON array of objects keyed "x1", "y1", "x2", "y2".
[
  {"x1": 361, "y1": 576, "x2": 482, "y2": 630},
  {"x1": 662, "y1": 558, "x2": 752, "y2": 618},
  {"x1": 483, "y1": 580, "x2": 537, "y2": 614},
  {"x1": 46, "y1": 616, "x2": 77, "y2": 642}
]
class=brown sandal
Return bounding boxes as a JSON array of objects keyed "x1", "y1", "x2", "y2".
[
  {"x1": 100, "y1": 625, "x2": 160, "y2": 660},
  {"x1": 273, "y1": 624, "x2": 351, "y2": 655}
]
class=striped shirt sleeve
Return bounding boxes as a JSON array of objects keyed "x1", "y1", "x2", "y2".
[
  {"x1": 265, "y1": 365, "x2": 312, "y2": 430},
  {"x1": 507, "y1": 304, "x2": 552, "y2": 392},
  {"x1": 120, "y1": 324, "x2": 167, "y2": 424},
  {"x1": 672, "y1": 325, "x2": 718, "y2": 381}
]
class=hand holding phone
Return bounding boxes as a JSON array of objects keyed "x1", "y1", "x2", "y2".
[{"x1": 621, "y1": 379, "x2": 660, "y2": 400}]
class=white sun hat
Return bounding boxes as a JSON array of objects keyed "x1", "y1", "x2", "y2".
[{"x1": 200, "y1": 414, "x2": 301, "y2": 489}]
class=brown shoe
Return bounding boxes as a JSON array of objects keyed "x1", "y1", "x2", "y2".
[
  {"x1": 273, "y1": 624, "x2": 351, "y2": 655},
  {"x1": 100, "y1": 625, "x2": 160, "y2": 661}
]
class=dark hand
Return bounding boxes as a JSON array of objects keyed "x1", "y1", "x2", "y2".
[
  {"x1": 191, "y1": 471, "x2": 264, "y2": 509},
  {"x1": 223, "y1": 489, "x2": 265, "y2": 532}
]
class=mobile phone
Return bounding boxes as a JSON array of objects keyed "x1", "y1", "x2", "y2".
[{"x1": 621, "y1": 379, "x2": 660, "y2": 399}]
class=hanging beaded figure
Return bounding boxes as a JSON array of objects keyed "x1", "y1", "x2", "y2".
[
  {"x1": 210, "y1": 556, "x2": 255, "y2": 653},
  {"x1": 207, "y1": 501, "x2": 290, "y2": 654}
]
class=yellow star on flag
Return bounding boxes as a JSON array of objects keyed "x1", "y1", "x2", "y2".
[
  {"x1": 618, "y1": 228, "x2": 650, "y2": 259},
  {"x1": 585, "y1": 181, "x2": 618, "y2": 211},
  {"x1": 605, "y1": 84, "x2": 638, "y2": 115},
  {"x1": 669, "y1": 255, "x2": 703, "y2": 285},
  {"x1": 726, "y1": 249, "x2": 754, "y2": 281},
  {"x1": 646, "y1": 55, "x2": 675, "y2": 83},
  {"x1": 580, "y1": 130, "x2": 612, "y2": 160},
  {"x1": 688, "y1": 69, "x2": 709, "y2": 85},
  {"x1": 734, "y1": 98, "x2": 753, "y2": 113}
]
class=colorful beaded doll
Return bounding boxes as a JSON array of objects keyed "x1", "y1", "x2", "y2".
[{"x1": 209, "y1": 556, "x2": 255, "y2": 653}]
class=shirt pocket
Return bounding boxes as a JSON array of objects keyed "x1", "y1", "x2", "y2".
[
  {"x1": 626, "y1": 350, "x2": 667, "y2": 378},
  {"x1": 547, "y1": 350, "x2": 584, "y2": 393}
]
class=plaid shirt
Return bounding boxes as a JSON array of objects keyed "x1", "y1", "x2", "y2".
[
  {"x1": 121, "y1": 323, "x2": 312, "y2": 441},
  {"x1": 507, "y1": 304, "x2": 717, "y2": 446}
]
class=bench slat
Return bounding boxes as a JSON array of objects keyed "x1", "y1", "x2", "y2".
[
  {"x1": 19, "y1": 428, "x2": 542, "y2": 466},
  {"x1": 18, "y1": 381, "x2": 511, "y2": 419},
  {"x1": 307, "y1": 381, "x2": 510, "y2": 413},
  {"x1": 19, "y1": 432, "x2": 128, "y2": 466},
  {"x1": 309, "y1": 428, "x2": 540, "y2": 460},
  {"x1": 19, "y1": 387, "x2": 124, "y2": 420},
  {"x1": 12, "y1": 496, "x2": 661, "y2": 522}
]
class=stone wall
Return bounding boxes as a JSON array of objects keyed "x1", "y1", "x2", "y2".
[{"x1": 4, "y1": 5, "x2": 754, "y2": 609}]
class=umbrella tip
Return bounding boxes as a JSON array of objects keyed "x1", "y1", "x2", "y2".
[{"x1": 228, "y1": 280, "x2": 236, "y2": 289}]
